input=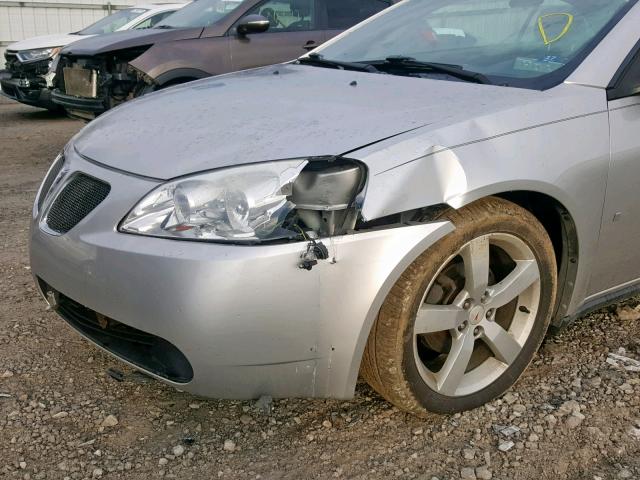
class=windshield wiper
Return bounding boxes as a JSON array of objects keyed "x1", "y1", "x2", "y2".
[
  {"x1": 297, "y1": 53, "x2": 380, "y2": 73},
  {"x1": 367, "y1": 56, "x2": 491, "y2": 84},
  {"x1": 154, "y1": 25, "x2": 175, "y2": 29}
]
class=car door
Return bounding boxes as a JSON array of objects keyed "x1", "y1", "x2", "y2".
[
  {"x1": 229, "y1": 0, "x2": 323, "y2": 71},
  {"x1": 588, "y1": 47, "x2": 640, "y2": 295},
  {"x1": 322, "y1": 0, "x2": 392, "y2": 42}
]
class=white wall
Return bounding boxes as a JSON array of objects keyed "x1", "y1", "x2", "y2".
[{"x1": 0, "y1": 0, "x2": 185, "y2": 66}]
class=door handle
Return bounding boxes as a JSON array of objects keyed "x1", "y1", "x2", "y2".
[{"x1": 303, "y1": 40, "x2": 318, "y2": 51}]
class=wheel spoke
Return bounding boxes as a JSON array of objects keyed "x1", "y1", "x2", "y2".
[
  {"x1": 436, "y1": 332, "x2": 475, "y2": 395},
  {"x1": 460, "y1": 236, "x2": 490, "y2": 297},
  {"x1": 415, "y1": 304, "x2": 467, "y2": 334},
  {"x1": 481, "y1": 320, "x2": 523, "y2": 365},
  {"x1": 486, "y1": 260, "x2": 539, "y2": 308}
]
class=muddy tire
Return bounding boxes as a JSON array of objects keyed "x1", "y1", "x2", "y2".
[{"x1": 361, "y1": 197, "x2": 557, "y2": 416}]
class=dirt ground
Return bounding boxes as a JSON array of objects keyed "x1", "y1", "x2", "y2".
[{"x1": 1, "y1": 95, "x2": 639, "y2": 480}]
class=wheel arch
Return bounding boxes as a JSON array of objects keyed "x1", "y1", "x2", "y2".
[
  {"x1": 491, "y1": 191, "x2": 579, "y2": 326},
  {"x1": 154, "y1": 68, "x2": 210, "y2": 88}
]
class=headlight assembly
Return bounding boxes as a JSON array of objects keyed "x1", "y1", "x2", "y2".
[
  {"x1": 17, "y1": 47, "x2": 62, "y2": 63},
  {"x1": 120, "y1": 160, "x2": 309, "y2": 243}
]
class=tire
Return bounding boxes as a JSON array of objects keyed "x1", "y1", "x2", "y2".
[{"x1": 361, "y1": 197, "x2": 557, "y2": 416}]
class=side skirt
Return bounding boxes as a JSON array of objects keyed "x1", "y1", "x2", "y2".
[{"x1": 557, "y1": 278, "x2": 640, "y2": 329}]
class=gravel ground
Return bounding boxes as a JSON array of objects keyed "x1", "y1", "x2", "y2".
[{"x1": 1, "y1": 96, "x2": 640, "y2": 480}]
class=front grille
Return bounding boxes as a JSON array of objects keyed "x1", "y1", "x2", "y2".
[
  {"x1": 46, "y1": 173, "x2": 110, "y2": 234},
  {"x1": 38, "y1": 279, "x2": 194, "y2": 383},
  {"x1": 37, "y1": 155, "x2": 65, "y2": 211}
]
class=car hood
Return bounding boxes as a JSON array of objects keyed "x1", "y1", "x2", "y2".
[
  {"x1": 75, "y1": 64, "x2": 556, "y2": 180},
  {"x1": 8, "y1": 33, "x2": 87, "y2": 52},
  {"x1": 61, "y1": 27, "x2": 202, "y2": 56}
]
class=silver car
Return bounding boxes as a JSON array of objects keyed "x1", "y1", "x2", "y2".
[{"x1": 30, "y1": 0, "x2": 640, "y2": 416}]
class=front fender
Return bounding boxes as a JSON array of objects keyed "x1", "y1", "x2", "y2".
[{"x1": 355, "y1": 104, "x2": 610, "y2": 317}]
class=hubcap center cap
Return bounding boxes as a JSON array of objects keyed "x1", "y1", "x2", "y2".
[{"x1": 469, "y1": 305, "x2": 485, "y2": 325}]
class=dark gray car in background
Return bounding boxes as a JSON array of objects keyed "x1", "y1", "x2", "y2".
[{"x1": 52, "y1": 0, "x2": 395, "y2": 119}]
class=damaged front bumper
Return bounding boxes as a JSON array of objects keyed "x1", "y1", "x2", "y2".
[
  {"x1": 30, "y1": 147, "x2": 453, "y2": 400},
  {"x1": 51, "y1": 89, "x2": 105, "y2": 120},
  {"x1": 0, "y1": 73, "x2": 58, "y2": 110}
]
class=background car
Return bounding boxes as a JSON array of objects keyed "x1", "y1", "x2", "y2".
[
  {"x1": 0, "y1": 3, "x2": 186, "y2": 111},
  {"x1": 50, "y1": 0, "x2": 397, "y2": 120},
  {"x1": 30, "y1": 0, "x2": 640, "y2": 416}
]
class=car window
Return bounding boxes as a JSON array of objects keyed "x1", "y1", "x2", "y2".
[
  {"x1": 325, "y1": 0, "x2": 391, "y2": 30},
  {"x1": 78, "y1": 8, "x2": 149, "y2": 35},
  {"x1": 134, "y1": 11, "x2": 176, "y2": 29},
  {"x1": 611, "y1": 49, "x2": 640, "y2": 99},
  {"x1": 315, "y1": 0, "x2": 636, "y2": 90},
  {"x1": 156, "y1": 0, "x2": 243, "y2": 29},
  {"x1": 249, "y1": 0, "x2": 316, "y2": 31}
]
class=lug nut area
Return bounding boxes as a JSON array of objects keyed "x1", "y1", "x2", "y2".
[
  {"x1": 474, "y1": 326, "x2": 483, "y2": 337},
  {"x1": 458, "y1": 321, "x2": 469, "y2": 332},
  {"x1": 486, "y1": 308, "x2": 495, "y2": 319}
]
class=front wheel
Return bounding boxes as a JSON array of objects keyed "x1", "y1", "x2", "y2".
[{"x1": 361, "y1": 197, "x2": 557, "y2": 415}]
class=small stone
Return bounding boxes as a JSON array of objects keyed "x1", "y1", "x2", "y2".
[
  {"x1": 557, "y1": 400, "x2": 581, "y2": 416},
  {"x1": 101, "y1": 415, "x2": 118, "y2": 427},
  {"x1": 92, "y1": 468, "x2": 103, "y2": 478},
  {"x1": 566, "y1": 412, "x2": 585, "y2": 429},
  {"x1": 158, "y1": 458, "x2": 168, "y2": 466},
  {"x1": 188, "y1": 403, "x2": 201, "y2": 409},
  {"x1": 223, "y1": 439, "x2": 236, "y2": 452},
  {"x1": 618, "y1": 469, "x2": 632, "y2": 479},
  {"x1": 627, "y1": 425, "x2": 640, "y2": 439},
  {"x1": 239, "y1": 414, "x2": 252, "y2": 425},
  {"x1": 616, "y1": 305, "x2": 640, "y2": 321},
  {"x1": 460, "y1": 467, "x2": 476, "y2": 479},
  {"x1": 322, "y1": 420, "x2": 333, "y2": 429},
  {"x1": 19, "y1": 462, "x2": 27, "y2": 469},
  {"x1": 498, "y1": 441, "x2": 515, "y2": 452},
  {"x1": 52, "y1": 411, "x2": 69, "y2": 419},
  {"x1": 512, "y1": 404, "x2": 526, "y2": 414},
  {"x1": 476, "y1": 466, "x2": 492, "y2": 480},
  {"x1": 172, "y1": 445, "x2": 185, "y2": 457},
  {"x1": 502, "y1": 392, "x2": 517, "y2": 404},
  {"x1": 1, "y1": 370, "x2": 14, "y2": 378},
  {"x1": 463, "y1": 448, "x2": 475, "y2": 460},
  {"x1": 412, "y1": 427, "x2": 424, "y2": 436},
  {"x1": 255, "y1": 395, "x2": 273, "y2": 415}
]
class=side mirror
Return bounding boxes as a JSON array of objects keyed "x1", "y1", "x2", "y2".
[{"x1": 236, "y1": 14, "x2": 270, "y2": 36}]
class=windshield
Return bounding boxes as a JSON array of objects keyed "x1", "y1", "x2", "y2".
[
  {"x1": 78, "y1": 8, "x2": 149, "y2": 35},
  {"x1": 155, "y1": 0, "x2": 243, "y2": 28},
  {"x1": 313, "y1": 0, "x2": 636, "y2": 89}
]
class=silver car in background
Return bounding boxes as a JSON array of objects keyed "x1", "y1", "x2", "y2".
[{"x1": 30, "y1": 0, "x2": 640, "y2": 415}]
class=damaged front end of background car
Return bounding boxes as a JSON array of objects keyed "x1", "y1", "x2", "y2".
[
  {"x1": 52, "y1": 48, "x2": 156, "y2": 120},
  {"x1": 0, "y1": 48, "x2": 61, "y2": 111}
]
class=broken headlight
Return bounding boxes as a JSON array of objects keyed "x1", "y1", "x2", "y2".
[
  {"x1": 120, "y1": 160, "x2": 308, "y2": 243},
  {"x1": 17, "y1": 47, "x2": 62, "y2": 63}
]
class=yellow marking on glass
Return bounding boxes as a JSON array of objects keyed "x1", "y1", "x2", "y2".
[{"x1": 538, "y1": 13, "x2": 574, "y2": 46}]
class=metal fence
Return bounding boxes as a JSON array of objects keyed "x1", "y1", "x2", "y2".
[{"x1": 0, "y1": 0, "x2": 160, "y2": 66}]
